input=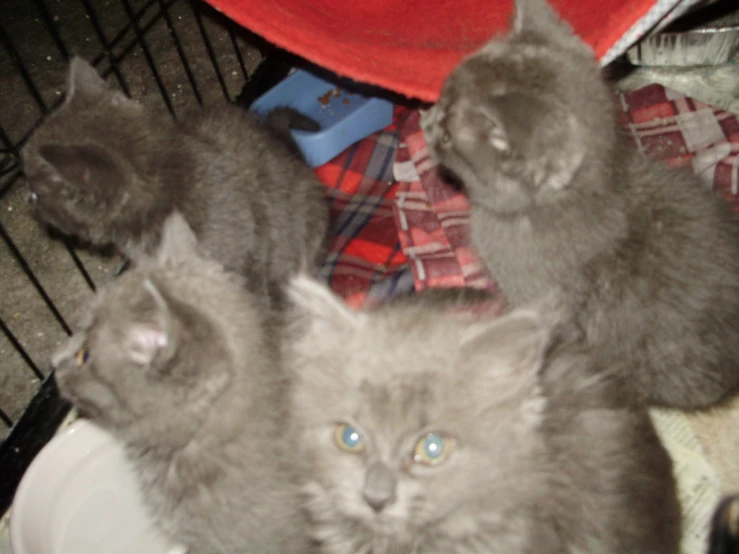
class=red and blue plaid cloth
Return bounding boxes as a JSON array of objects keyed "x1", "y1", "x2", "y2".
[
  {"x1": 314, "y1": 118, "x2": 412, "y2": 309},
  {"x1": 316, "y1": 85, "x2": 739, "y2": 308}
]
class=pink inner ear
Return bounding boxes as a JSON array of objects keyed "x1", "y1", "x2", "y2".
[{"x1": 128, "y1": 324, "x2": 168, "y2": 365}]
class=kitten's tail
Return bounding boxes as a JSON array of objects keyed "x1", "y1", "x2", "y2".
[
  {"x1": 708, "y1": 495, "x2": 739, "y2": 554},
  {"x1": 263, "y1": 107, "x2": 320, "y2": 161}
]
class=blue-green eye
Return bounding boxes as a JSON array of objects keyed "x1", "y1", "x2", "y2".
[
  {"x1": 413, "y1": 432, "x2": 452, "y2": 466},
  {"x1": 334, "y1": 423, "x2": 364, "y2": 453}
]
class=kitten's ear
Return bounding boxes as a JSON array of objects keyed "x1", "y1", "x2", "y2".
[
  {"x1": 124, "y1": 279, "x2": 177, "y2": 367},
  {"x1": 461, "y1": 308, "x2": 550, "y2": 394},
  {"x1": 512, "y1": 0, "x2": 586, "y2": 52},
  {"x1": 66, "y1": 57, "x2": 109, "y2": 100},
  {"x1": 66, "y1": 56, "x2": 139, "y2": 109},
  {"x1": 287, "y1": 274, "x2": 365, "y2": 337},
  {"x1": 38, "y1": 144, "x2": 127, "y2": 192},
  {"x1": 157, "y1": 212, "x2": 200, "y2": 265}
]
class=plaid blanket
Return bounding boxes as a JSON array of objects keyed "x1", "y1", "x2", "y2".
[
  {"x1": 315, "y1": 85, "x2": 739, "y2": 306},
  {"x1": 315, "y1": 119, "x2": 413, "y2": 309}
]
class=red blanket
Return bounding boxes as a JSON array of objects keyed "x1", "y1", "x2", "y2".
[{"x1": 205, "y1": 0, "x2": 660, "y2": 101}]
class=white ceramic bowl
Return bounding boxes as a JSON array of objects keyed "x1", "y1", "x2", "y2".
[{"x1": 10, "y1": 419, "x2": 186, "y2": 554}]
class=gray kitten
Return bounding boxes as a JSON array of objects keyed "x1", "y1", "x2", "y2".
[
  {"x1": 52, "y1": 213, "x2": 315, "y2": 554},
  {"x1": 283, "y1": 276, "x2": 681, "y2": 554},
  {"x1": 23, "y1": 57, "x2": 329, "y2": 306},
  {"x1": 421, "y1": 0, "x2": 739, "y2": 409}
]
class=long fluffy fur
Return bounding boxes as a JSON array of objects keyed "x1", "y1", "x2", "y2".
[{"x1": 283, "y1": 276, "x2": 680, "y2": 554}]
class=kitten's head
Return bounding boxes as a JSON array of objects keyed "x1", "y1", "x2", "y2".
[
  {"x1": 284, "y1": 276, "x2": 552, "y2": 550},
  {"x1": 52, "y1": 214, "x2": 258, "y2": 444},
  {"x1": 422, "y1": 0, "x2": 614, "y2": 214},
  {"x1": 21, "y1": 57, "x2": 148, "y2": 244}
]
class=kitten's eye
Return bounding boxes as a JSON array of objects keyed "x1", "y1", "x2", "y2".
[
  {"x1": 334, "y1": 423, "x2": 364, "y2": 454},
  {"x1": 27, "y1": 191, "x2": 38, "y2": 204},
  {"x1": 413, "y1": 433, "x2": 452, "y2": 466},
  {"x1": 441, "y1": 132, "x2": 451, "y2": 144},
  {"x1": 75, "y1": 346, "x2": 90, "y2": 367}
]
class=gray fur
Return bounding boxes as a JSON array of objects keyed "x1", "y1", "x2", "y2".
[
  {"x1": 52, "y1": 213, "x2": 315, "y2": 554},
  {"x1": 421, "y1": 0, "x2": 739, "y2": 409},
  {"x1": 22, "y1": 57, "x2": 330, "y2": 307},
  {"x1": 283, "y1": 276, "x2": 680, "y2": 554}
]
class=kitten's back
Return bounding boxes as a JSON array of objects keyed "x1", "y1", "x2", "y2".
[
  {"x1": 576, "y1": 155, "x2": 739, "y2": 407},
  {"x1": 175, "y1": 103, "x2": 330, "y2": 295}
]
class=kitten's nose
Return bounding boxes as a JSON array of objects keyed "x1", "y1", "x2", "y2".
[
  {"x1": 362, "y1": 461, "x2": 397, "y2": 513},
  {"x1": 363, "y1": 489, "x2": 395, "y2": 513}
]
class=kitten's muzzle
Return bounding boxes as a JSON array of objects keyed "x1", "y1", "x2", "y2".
[{"x1": 362, "y1": 461, "x2": 397, "y2": 513}]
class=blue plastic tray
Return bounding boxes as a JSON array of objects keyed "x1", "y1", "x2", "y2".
[{"x1": 249, "y1": 69, "x2": 394, "y2": 168}]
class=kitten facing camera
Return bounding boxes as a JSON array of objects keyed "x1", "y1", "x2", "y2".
[
  {"x1": 422, "y1": 0, "x2": 739, "y2": 409},
  {"x1": 52, "y1": 213, "x2": 316, "y2": 554},
  {"x1": 283, "y1": 277, "x2": 680, "y2": 554},
  {"x1": 22, "y1": 57, "x2": 330, "y2": 308}
]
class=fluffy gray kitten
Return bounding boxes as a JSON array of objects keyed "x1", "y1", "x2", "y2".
[
  {"x1": 283, "y1": 276, "x2": 681, "y2": 554},
  {"x1": 421, "y1": 0, "x2": 739, "y2": 409},
  {"x1": 23, "y1": 57, "x2": 329, "y2": 306},
  {"x1": 52, "y1": 213, "x2": 315, "y2": 554}
]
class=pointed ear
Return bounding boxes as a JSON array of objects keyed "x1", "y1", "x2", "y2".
[
  {"x1": 284, "y1": 275, "x2": 365, "y2": 394},
  {"x1": 156, "y1": 212, "x2": 201, "y2": 265},
  {"x1": 287, "y1": 274, "x2": 364, "y2": 337},
  {"x1": 124, "y1": 279, "x2": 177, "y2": 367},
  {"x1": 66, "y1": 57, "x2": 109, "y2": 100},
  {"x1": 512, "y1": 0, "x2": 590, "y2": 53},
  {"x1": 38, "y1": 143, "x2": 127, "y2": 192},
  {"x1": 461, "y1": 308, "x2": 550, "y2": 397},
  {"x1": 66, "y1": 56, "x2": 139, "y2": 109}
]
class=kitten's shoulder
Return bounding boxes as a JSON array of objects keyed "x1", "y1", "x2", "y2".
[{"x1": 539, "y1": 342, "x2": 633, "y2": 410}]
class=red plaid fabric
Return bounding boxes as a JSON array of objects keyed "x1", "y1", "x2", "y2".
[
  {"x1": 391, "y1": 84, "x2": 739, "y2": 294},
  {"x1": 619, "y1": 86, "x2": 739, "y2": 211},
  {"x1": 314, "y1": 126, "x2": 413, "y2": 309}
]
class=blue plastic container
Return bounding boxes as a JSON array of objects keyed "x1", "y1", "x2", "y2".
[{"x1": 249, "y1": 69, "x2": 394, "y2": 168}]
